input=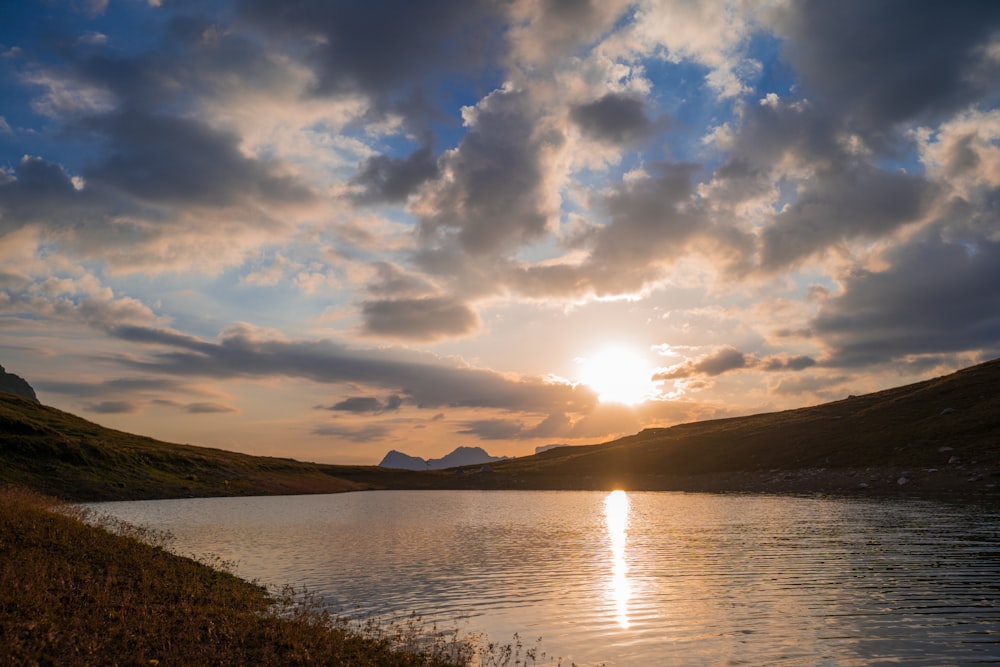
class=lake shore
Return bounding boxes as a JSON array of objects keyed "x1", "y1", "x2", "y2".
[
  {"x1": 427, "y1": 462, "x2": 1000, "y2": 504},
  {"x1": 0, "y1": 484, "x2": 470, "y2": 667}
]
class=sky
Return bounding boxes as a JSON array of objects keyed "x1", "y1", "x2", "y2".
[{"x1": 1, "y1": 0, "x2": 999, "y2": 465}]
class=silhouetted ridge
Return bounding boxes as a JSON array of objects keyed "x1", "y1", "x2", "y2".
[{"x1": 0, "y1": 364, "x2": 38, "y2": 403}]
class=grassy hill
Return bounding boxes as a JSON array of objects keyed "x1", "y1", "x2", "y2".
[
  {"x1": 475, "y1": 357, "x2": 1000, "y2": 496},
  {"x1": 1, "y1": 357, "x2": 999, "y2": 501},
  {"x1": 0, "y1": 394, "x2": 445, "y2": 501}
]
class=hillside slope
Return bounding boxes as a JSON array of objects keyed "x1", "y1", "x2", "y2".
[
  {"x1": 1, "y1": 358, "x2": 998, "y2": 501},
  {"x1": 0, "y1": 394, "x2": 443, "y2": 501},
  {"x1": 478, "y1": 357, "x2": 1000, "y2": 496}
]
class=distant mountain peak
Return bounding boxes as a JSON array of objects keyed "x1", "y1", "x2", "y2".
[
  {"x1": 378, "y1": 450, "x2": 428, "y2": 470},
  {"x1": 378, "y1": 445, "x2": 506, "y2": 470},
  {"x1": 0, "y1": 364, "x2": 39, "y2": 403}
]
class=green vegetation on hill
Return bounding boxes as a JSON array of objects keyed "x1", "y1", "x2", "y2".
[{"x1": 0, "y1": 394, "x2": 445, "y2": 502}]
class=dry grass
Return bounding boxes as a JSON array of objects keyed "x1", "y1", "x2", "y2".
[{"x1": 0, "y1": 484, "x2": 472, "y2": 666}]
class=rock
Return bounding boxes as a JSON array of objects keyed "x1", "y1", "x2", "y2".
[
  {"x1": 897, "y1": 476, "x2": 909, "y2": 485},
  {"x1": 938, "y1": 446, "x2": 954, "y2": 453},
  {"x1": 940, "y1": 407, "x2": 956, "y2": 415},
  {"x1": 0, "y1": 364, "x2": 39, "y2": 403},
  {"x1": 948, "y1": 456, "x2": 961, "y2": 465}
]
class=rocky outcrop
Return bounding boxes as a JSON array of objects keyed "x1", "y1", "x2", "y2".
[{"x1": 0, "y1": 365, "x2": 39, "y2": 403}]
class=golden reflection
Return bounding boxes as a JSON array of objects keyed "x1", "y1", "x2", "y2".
[{"x1": 604, "y1": 490, "x2": 631, "y2": 629}]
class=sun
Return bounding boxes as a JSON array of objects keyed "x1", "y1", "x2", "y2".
[{"x1": 577, "y1": 345, "x2": 657, "y2": 406}]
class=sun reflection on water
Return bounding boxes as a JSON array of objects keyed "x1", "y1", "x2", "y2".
[{"x1": 605, "y1": 489, "x2": 631, "y2": 629}]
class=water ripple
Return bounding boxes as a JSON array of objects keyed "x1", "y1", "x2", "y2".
[{"x1": 87, "y1": 491, "x2": 1000, "y2": 666}]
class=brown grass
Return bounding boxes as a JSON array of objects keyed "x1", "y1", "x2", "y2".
[{"x1": 0, "y1": 484, "x2": 473, "y2": 666}]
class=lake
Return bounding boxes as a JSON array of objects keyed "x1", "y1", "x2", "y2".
[{"x1": 85, "y1": 490, "x2": 1000, "y2": 665}]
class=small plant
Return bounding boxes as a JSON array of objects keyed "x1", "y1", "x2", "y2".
[{"x1": 0, "y1": 484, "x2": 470, "y2": 666}]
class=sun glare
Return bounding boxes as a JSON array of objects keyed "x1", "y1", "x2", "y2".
[{"x1": 578, "y1": 346, "x2": 657, "y2": 405}]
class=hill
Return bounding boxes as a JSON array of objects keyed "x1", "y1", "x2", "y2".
[
  {"x1": 471, "y1": 357, "x2": 1000, "y2": 497},
  {"x1": 0, "y1": 393, "x2": 446, "y2": 502},
  {"x1": 1, "y1": 358, "x2": 999, "y2": 501}
]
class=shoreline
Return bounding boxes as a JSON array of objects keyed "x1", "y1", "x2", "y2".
[{"x1": 0, "y1": 484, "x2": 470, "y2": 666}]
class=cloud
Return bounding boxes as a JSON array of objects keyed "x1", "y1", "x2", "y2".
[
  {"x1": 108, "y1": 323, "x2": 598, "y2": 414},
  {"x1": 456, "y1": 411, "x2": 573, "y2": 440},
  {"x1": 759, "y1": 162, "x2": 934, "y2": 270},
  {"x1": 312, "y1": 422, "x2": 394, "y2": 442},
  {"x1": 457, "y1": 418, "x2": 527, "y2": 441},
  {"x1": 760, "y1": 355, "x2": 817, "y2": 372},
  {"x1": 623, "y1": 0, "x2": 762, "y2": 98},
  {"x1": 83, "y1": 111, "x2": 313, "y2": 208},
  {"x1": 655, "y1": 347, "x2": 818, "y2": 380},
  {"x1": 85, "y1": 400, "x2": 138, "y2": 414},
  {"x1": 506, "y1": 0, "x2": 632, "y2": 69},
  {"x1": 350, "y1": 143, "x2": 439, "y2": 204},
  {"x1": 36, "y1": 377, "x2": 183, "y2": 396},
  {"x1": 414, "y1": 86, "x2": 561, "y2": 255},
  {"x1": 570, "y1": 93, "x2": 654, "y2": 144},
  {"x1": 0, "y1": 156, "x2": 91, "y2": 230},
  {"x1": 812, "y1": 237, "x2": 1000, "y2": 367},
  {"x1": 771, "y1": 374, "x2": 848, "y2": 399},
  {"x1": 364, "y1": 262, "x2": 436, "y2": 299},
  {"x1": 360, "y1": 296, "x2": 480, "y2": 341},
  {"x1": 237, "y1": 0, "x2": 503, "y2": 120},
  {"x1": 655, "y1": 346, "x2": 749, "y2": 380},
  {"x1": 772, "y1": 0, "x2": 1000, "y2": 133},
  {"x1": 186, "y1": 402, "x2": 237, "y2": 414},
  {"x1": 325, "y1": 394, "x2": 403, "y2": 414}
]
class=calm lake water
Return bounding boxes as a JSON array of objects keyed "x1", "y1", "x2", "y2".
[{"x1": 85, "y1": 490, "x2": 1000, "y2": 665}]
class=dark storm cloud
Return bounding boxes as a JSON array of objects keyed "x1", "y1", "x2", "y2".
[
  {"x1": 775, "y1": 0, "x2": 1000, "y2": 133},
  {"x1": 325, "y1": 394, "x2": 403, "y2": 414},
  {"x1": 108, "y1": 324, "x2": 597, "y2": 413},
  {"x1": 416, "y1": 88, "x2": 560, "y2": 255},
  {"x1": 360, "y1": 296, "x2": 480, "y2": 341},
  {"x1": 351, "y1": 144, "x2": 439, "y2": 204},
  {"x1": 237, "y1": 0, "x2": 502, "y2": 114},
  {"x1": 813, "y1": 237, "x2": 1000, "y2": 367},
  {"x1": 570, "y1": 93, "x2": 653, "y2": 144},
  {"x1": 83, "y1": 111, "x2": 312, "y2": 207},
  {"x1": 760, "y1": 163, "x2": 934, "y2": 270}
]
